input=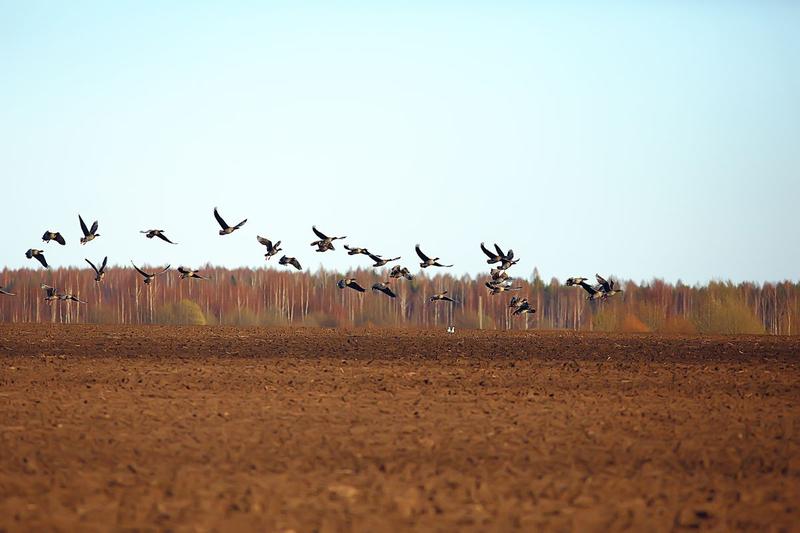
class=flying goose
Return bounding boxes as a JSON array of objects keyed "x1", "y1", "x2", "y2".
[
  {"x1": 85, "y1": 256, "x2": 108, "y2": 282},
  {"x1": 337, "y1": 278, "x2": 366, "y2": 292},
  {"x1": 367, "y1": 252, "x2": 401, "y2": 267},
  {"x1": 415, "y1": 244, "x2": 453, "y2": 268},
  {"x1": 25, "y1": 249, "x2": 49, "y2": 268},
  {"x1": 595, "y1": 274, "x2": 624, "y2": 299},
  {"x1": 41, "y1": 284, "x2": 60, "y2": 302},
  {"x1": 371, "y1": 281, "x2": 396, "y2": 298},
  {"x1": 576, "y1": 280, "x2": 603, "y2": 301},
  {"x1": 566, "y1": 277, "x2": 588, "y2": 286},
  {"x1": 389, "y1": 265, "x2": 414, "y2": 280},
  {"x1": 429, "y1": 290, "x2": 457, "y2": 303},
  {"x1": 279, "y1": 255, "x2": 302, "y2": 270},
  {"x1": 132, "y1": 262, "x2": 170, "y2": 285},
  {"x1": 486, "y1": 278, "x2": 514, "y2": 289},
  {"x1": 257, "y1": 236, "x2": 282, "y2": 260},
  {"x1": 480, "y1": 242, "x2": 504, "y2": 264},
  {"x1": 509, "y1": 296, "x2": 526, "y2": 309},
  {"x1": 485, "y1": 282, "x2": 521, "y2": 295},
  {"x1": 141, "y1": 229, "x2": 178, "y2": 244},
  {"x1": 513, "y1": 300, "x2": 536, "y2": 315},
  {"x1": 0, "y1": 285, "x2": 15, "y2": 296},
  {"x1": 42, "y1": 231, "x2": 66, "y2": 245},
  {"x1": 59, "y1": 292, "x2": 86, "y2": 304},
  {"x1": 344, "y1": 245, "x2": 370, "y2": 256},
  {"x1": 79, "y1": 215, "x2": 100, "y2": 244},
  {"x1": 214, "y1": 207, "x2": 247, "y2": 235},
  {"x1": 490, "y1": 269, "x2": 510, "y2": 283},
  {"x1": 178, "y1": 266, "x2": 207, "y2": 280},
  {"x1": 311, "y1": 226, "x2": 346, "y2": 252}
]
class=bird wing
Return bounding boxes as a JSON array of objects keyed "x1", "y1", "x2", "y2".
[
  {"x1": 35, "y1": 253, "x2": 49, "y2": 268},
  {"x1": 494, "y1": 243, "x2": 505, "y2": 257},
  {"x1": 79, "y1": 214, "x2": 89, "y2": 236},
  {"x1": 85, "y1": 258, "x2": 98, "y2": 274},
  {"x1": 41, "y1": 231, "x2": 51, "y2": 241},
  {"x1": 414, "y1": 244, "x2": 430, "y2": 262},
  {"x1": 312, "y1": 226, "x2": 328, "y2": 240},
  {"x1": 100, "y1": 256, "x2": 108, "y2": 271},
  {"x1": 234, "y1": 219, "x2": 247, "y2": 229},
  {"x1": 131, "y1": 263, "x2": 149, "y2": 277},
  {"x1": 213, "y1": 207, "x2": 229, "y2": 229},
  {"x1": 367, "y1": 252, "x2": 383, "y2": 263},
  {"x1": 90, "y1": 220, "x2": 99, "y2": 234},
  {"x1": 290, "y1": 258, "x2": 302, "y2": 270},
  {"x1": 157, "y1": 232, "x2": 177, "y2": 244},
  {"x1": 480, "y1": 242, "x2": 497, "y2": 259},
  {"x1": 257, "y1": 236, "x2": 271, "y2": 246},
  {"x1": 178, "y1": 266, "x2": 189, "y2": 274},
  {"x1": 54, "y1": 232, "x2": 66, "y2": 245},
  {"x1": 350, "y1": 281, "x2": 366, "y2": 292},
  {"x1": 579, "y1": 281, "x2": 598, "y2": 295},
  {"x1": 157, "y1": 265, "x2": 171, "y2": 276},
  {"x1": 595, "y1": 274, "x2": 609, "y2": 291}
]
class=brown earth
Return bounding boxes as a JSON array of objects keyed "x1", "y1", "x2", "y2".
[{"x1": 1, "y1": 324, "x2": 799, "y2": 532}]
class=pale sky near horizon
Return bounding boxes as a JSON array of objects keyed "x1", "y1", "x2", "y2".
[{"x1": 1, "y1": 1, "x2": 798, "y2": 285}]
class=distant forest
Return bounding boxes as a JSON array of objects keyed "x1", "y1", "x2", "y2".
[{"x1": 0, "y1": 266, "x2": 797, "y2": 335}]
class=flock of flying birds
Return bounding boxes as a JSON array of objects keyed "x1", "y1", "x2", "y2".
[{"x1": 6, "y1": 207, "x2": 623, "y2": 317}]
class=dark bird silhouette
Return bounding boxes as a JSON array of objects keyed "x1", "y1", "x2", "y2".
[
  {"x1": 595, "y1": 274, "x2": 624, "y2": 299},
  {"x1": 415, "y1": 244, "x2": 453, "y2": 268},
  {"x1": 257, "y1": 236, "x2": 282, "y2": 260},
  {"x1": 367, "y1": 252, "x2": 401, "y2": 267},
  {"x1": 214, "y1": 207, "x2": 247, "y2": 235},
  {"x1": 41, "y1": 284, "x2": 59, "y2": 302},
  {"x1": 79, "y1": 215, "x2": 100, "y2": 244},
  {"x1": 389, "y1": 265, "x2": 414, "y2": 280},
  {"x1": 566, "y1": 277, "x2": 588, "y2": 286},
  {"x1": 0, "y1": 284, "x2": 15, "y2": 296},
  {"x1": 279, "y1": 255, "x2": 302, "y2": 270},
  {"x1": 344, "y1": 245, "x2": 370, "y2": 256},
  {"x1": 141, "y1": 229, "x2": 178, "y2": 244},
  {"x1": 60, "y1": 292, "x2": 86, "y2": 304},
  {"x1": 178, "y1": 266, "x2": 207, "y2": 280},
  {"x1": 25, "y1": 249, "x2": 49, "y2": 268},
  {"x1": 85, "y1": 256, "x2": 108, "y2": 282},
  {"x1": 509, "y1": 296, "x2": 526, "y2": 309},
  {"x1": 513, "y1": 300, "x2": 536, "y2": 315},
  {"x1": 132, "y1": 262, "x2": 170, "y2": 285},
  {"x1": 485, "y1": 282, "x2": 522, "y2": 295},
  {"x1": 337, "y1": 278, "x2": 366, "y2": 292},
  {"x1": 311, "y1": 226, "x2": 346, "y2": 252},
  {"x1": 42, "y1": 231, "x2": 66, "y2": 245},
  {"x1": 371, "y1": 281, "x2": 396, "y2": 298},
  {"x1": 490, "y1": 269, "x2": 510, "y2": 283},
  {"x1": 429, "y1": 290, "x2": 457, "y2": 303},
  {"x1": 480, "y1": 242, "x2": 503, "y2": 264},
  {"x1": 576, "y1": 280, "x2": 602, "y2": 301}
]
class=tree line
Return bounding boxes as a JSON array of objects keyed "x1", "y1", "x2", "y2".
[{"x1": 0, "y1": 266, "x2": 797, "y2": 335}]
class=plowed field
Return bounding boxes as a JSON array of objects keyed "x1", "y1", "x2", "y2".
[{"x1": 1, "y1": 325, "x2": 798, "y2": 531}]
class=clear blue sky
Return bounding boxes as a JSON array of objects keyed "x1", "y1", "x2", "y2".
[{"x1": 1, "y1": 1, "x2": 798, "y2": 284}]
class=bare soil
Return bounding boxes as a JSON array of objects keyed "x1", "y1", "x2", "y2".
[{"x1": 1, "y1": 325, "x2": 799, "y2": 531}]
